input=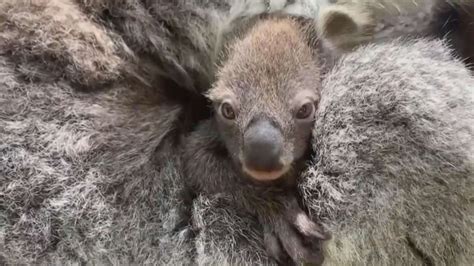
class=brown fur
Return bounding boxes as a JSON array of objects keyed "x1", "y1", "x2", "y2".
[{"x1": 210, "y1": 17, "x2": 321, "y2": 102}]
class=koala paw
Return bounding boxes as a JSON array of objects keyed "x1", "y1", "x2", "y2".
[{"x1": 263, "y1": 199, "x2": 329, "y2": 266}]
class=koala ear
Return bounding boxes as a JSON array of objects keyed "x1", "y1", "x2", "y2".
[{"x1": 317, "y1": 4, "x2": 376, "y2": 52}]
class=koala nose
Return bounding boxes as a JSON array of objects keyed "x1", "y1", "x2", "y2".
[{"x1": 243, "y1": 120, "x2": 284, "y2": 172}]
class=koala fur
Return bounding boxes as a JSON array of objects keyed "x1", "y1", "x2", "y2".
[
  {"x1": 304, "y1": 39, "x2": 474, "y2": 265},
  {"x1": 0, "y1": 0, "x2": 473, "y2": 265}
]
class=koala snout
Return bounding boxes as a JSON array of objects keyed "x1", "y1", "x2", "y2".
[{"x1": 243, "y1": 119, "x2": 285, "y2": 174}]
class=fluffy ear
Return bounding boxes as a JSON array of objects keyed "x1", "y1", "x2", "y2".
[{"x1": 317, "y1": 4, "x2": 376, "y2": 52}]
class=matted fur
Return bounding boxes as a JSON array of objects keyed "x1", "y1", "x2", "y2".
[{"x1": 0, "y1": 0, "x2": 473, "y2": 265}]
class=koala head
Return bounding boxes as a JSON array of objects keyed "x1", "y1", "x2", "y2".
[{"x1": 207, "y1": 17, "x2": 321, "y2": 182}]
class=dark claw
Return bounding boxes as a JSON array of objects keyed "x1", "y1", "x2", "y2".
[
  {"x1": 277, "y1": 220, "x2": 324, "y2": 265},
  {"x1": 263, "y1": 199, "x2": 329, "y2": 265},
  {"x1": 264, "y1": 226, "x2": 294, "y2": 265}
]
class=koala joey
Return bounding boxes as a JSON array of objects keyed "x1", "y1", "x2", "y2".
[{"x1": 182, "y1": 16, "x2": 329, "y2": 265}]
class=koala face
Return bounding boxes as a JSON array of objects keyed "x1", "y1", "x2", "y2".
[{"x1": 207, "y1": 17, "x2": 321, "y2": 181}]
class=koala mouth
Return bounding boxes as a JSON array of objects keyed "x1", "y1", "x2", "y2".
[{"x1": 242, "y1": 164, "x2": 291, "y2": 181}]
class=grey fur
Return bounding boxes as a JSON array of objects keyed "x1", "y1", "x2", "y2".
[
  {"x1": 304, "y1": 39, "x2": 474, "y2": 265},
  {"x1": 0, "y1": 0, "x2": 473, "y2": 265},
  {"x1": 0, "y1": 51, "x2": 190, "y2": 264}
]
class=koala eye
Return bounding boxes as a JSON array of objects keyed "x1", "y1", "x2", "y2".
[
  {"x1": 220, "y1": 102, "x2": 236, "y2": 120},
  {"x1": 295, "y1": 102, "x2": 315, "y2": 120}
]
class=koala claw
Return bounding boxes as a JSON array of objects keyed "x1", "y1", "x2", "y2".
[{"x1": 263, "y1": 200, "x2": 329, "y2": 266}]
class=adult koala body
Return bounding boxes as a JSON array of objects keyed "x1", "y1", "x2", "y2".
[{"x1": 303, "y1": 39, "x2": 474, "y2": 265}]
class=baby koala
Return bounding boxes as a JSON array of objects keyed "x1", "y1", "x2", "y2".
[{"x1": 183, "y1": 15, "x2": 328, "y2": 265}]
